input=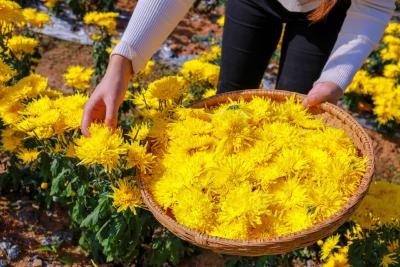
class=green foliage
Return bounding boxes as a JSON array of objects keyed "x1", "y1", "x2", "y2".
[
  {"x1": 14, "y1": 0, "x2": 29, "y2": 7},
  {"x1": 363, "y1": 48, "x2": 386, "y2": 76},
  {"x1": 0, "y1": 147, "x2": 194, "y2": 265},
  {"x1": 341, "y1": 92, "x2": 372, "y2": 112},
  {"x1": 149, "y1": 229, "x2": 193, "y2": 266},
  {"x1": 349, "y1": 226, "x2": 400, "y2": 267},
  {"x1": 92, "y1": 35, "x2": 111, "y2": 83}
]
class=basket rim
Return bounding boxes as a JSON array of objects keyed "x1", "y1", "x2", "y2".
[{"x1": 138, "y1": 89, "x2": 375, "y2": 247}]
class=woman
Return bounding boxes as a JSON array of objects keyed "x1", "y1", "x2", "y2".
[{"x1": 81, "y1": 0, "x2": 395, "y2": 136}]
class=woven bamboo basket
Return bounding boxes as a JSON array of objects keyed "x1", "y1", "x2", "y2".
[{"x1": 137, "y1": 89, "x2": 375, "y2": 256}]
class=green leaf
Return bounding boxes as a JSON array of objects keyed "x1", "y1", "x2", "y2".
[
  {"x1": 80, "y1": 205, "x2": 100, "y2": 228},
  {"x1": 71, "y1": 200, "x2": 85, "y2": 224},
  {"x1": 35, "y1": 246, "x2": 56, "y2": 253},
  {"x1": 60, "y1": 256, "x2": 74, "y2": 265},
  {"x1": 50, "y1": 158, "x2": 60, "y2": 177},
  {"x1": 50, "y1": 169, "x2": 69, "y2": 196}
]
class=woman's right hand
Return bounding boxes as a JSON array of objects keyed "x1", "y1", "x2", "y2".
[{"x1": 81, "y1": 55, "x2": 133, "y2": 137}]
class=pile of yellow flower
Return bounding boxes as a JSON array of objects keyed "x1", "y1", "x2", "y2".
[{"x1": 144, "y1": 96, "x2": 367, "y2": 240}]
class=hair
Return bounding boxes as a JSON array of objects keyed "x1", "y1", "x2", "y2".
[{"x1": 308, "y1": 0, "x2": 338, "y2": 23}]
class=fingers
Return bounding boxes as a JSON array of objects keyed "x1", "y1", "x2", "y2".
[
  {"x1": 302, "y1": 83, "x2": 343, "y2": 107},
  {"x1": 81, "y1": 98, "x2": 118, "y2": 136},
  {"x1": 302, "y1": 92, "x2": 332, "y2": 107},
  {"x1": 81, "y1": 101, "x2": 94, "y2": 137},
  {"x1": 105, "y1": 102, "x2": 118, "y2": 130}
]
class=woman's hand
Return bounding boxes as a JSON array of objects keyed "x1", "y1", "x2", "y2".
[
  {"x1": 81, "y1": 55, "x2": 133, "y2": 137},
  {"x1": 302, "y1": 81, "x2": 343, "y2": 107}
]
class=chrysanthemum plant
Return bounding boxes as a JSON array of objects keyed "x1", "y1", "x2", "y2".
[
  {"x1": 83, "y1": 11, "x2": 119, "y2": 83},
  {"x1": 0, "y1": 1, "x2": 50, "y2": 83},
  {"x1": 342, "y1": 22, "x2": 400, "y2": 134}
]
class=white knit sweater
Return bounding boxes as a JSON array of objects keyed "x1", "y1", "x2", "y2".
[{"x1": 111, "y1": 0, "x2": 396, "y2": 90}]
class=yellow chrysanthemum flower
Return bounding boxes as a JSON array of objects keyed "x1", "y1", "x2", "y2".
[
  {"x1": 199, "y1": 46, "x2": 221, "y2": 63},
  {"x1": 148, "y1": 76, "x2": 188, "y2": 101},
  {"x1": 132, "y1": 90, "x2": 159, "y2": 110},
  {"x1": 5, "y1": 73, "x2": 49, "y2": 102},
  {"x1": 53, "y1": 94, "x2": 88, "y2": 130},
  {"x1": 65, "y1": 143, "x2": 76, "y2": 158},
  {"x1": 41, "y1": 0, "x2": 57, "y2": 9},
  {"x1": 323, "y1": 250, "x2": 350, "y2": 267},
  {"x1": 181, "y1": 59, "x2": 220, "y2": 87},
  {"x1": 0, "y1": 100, "x2": 23, "y2": 125},
  {"x1": 15, "y1": 94, "x2": 87, "y2": 139},
  {"x1": 217, "y1": 15, "x2": 225, "y2": 27},
  {"x1": 139, "y1": 60, "x2": 155, "y2": 77},
  {"x1": 387, "y1": 240, "x2": 399, "y2": 253},
  {"x1": 0, "y1": 22, "x2": 14, "y2": 36},
  {"x1": 0, "y1": 59, "x2": 16, "y2": 83},
  {"x1": 380, "y1": 253, "x2": 398, "y2": 267},
  {"x1": 126, "y1": 142, "x2": 155, "y2": 174},
  {"x1": 352, "y1": 181, "x2": 400, "y2": 229},
  {"x1": 385, "y1": 22, "x2": 400, "y2": 35},
  {"x1": 0, "y1": 0, "x2": 25, "y2": 25},
  {"x1": 128, "y1": 123, "x2": 150, "y2": 141},
  {"x1": 173, "y1": 187, "x2": 216, "y2": 232},
  {"x1": 63, "y1": 65, "x2": 94, "y2": 91},
  {"x1": 105, "y1": 47, "x2": 113, "y2": 54},
  {"x1": 372, "y1": 87, "x2": 400, "y2": 125},
  {"x1": 1, "y1": 127, "x2": 23, "y2": 152},
  {"x1": 74, "y1": 124, "x2": 126, "y2": 172},
  {"x1": 17, "y1": 148, "x2": 40, "y2": 163},
  {"x1": 111, "y1": 39, "x2": 120, "y2": 46},
  {"x1": 109, "y1": 178, "x2": 142, "y2": 214},
  {"x1": 202, "y1": 88, "x2": 217, "y2": 98},
  {"x1": 7, "y1": 35, "x2": 39, "y2": 55},
  {"x1": 83, "y1": 11, "x2": 118, "y2": 36},
  {"x1": 383, "y1": 35, "x2": 400, "y2": 46},
  {"x1": 22, "y1": 8, "x2": 50, "y2": 28},
  {"x1": 381, "y1": 44, "x2": 400, "y2": 61},
  {"x1": 320, "y1": 234, "x2": 341, "y2": 260},
  {"x1": 383, "y1": 64, "x2": 400, "y2": 78}
]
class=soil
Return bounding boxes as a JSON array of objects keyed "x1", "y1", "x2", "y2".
[
  {"x1": 36, "y1": 35, "x2": 93, "y2": 91},
  {"x1": 167, "y1": 8, "x2": 223, "y2": 56},
  {"x1": 365, "y1": 128, "x2": 400, "y2": 183},
  {"x1": 115, "y1": 0, "x2": 137, "y2": 12},
  {"x1": 2, "y1": 2, "x2": 400, "y2": 267},
  {"x1": 0, "y1": 195, "x2": 90, "y2": 267}
]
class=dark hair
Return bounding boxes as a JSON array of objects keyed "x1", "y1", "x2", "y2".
[{"x1": 308, "y1": 0, "x2": 338, "y2": 22}]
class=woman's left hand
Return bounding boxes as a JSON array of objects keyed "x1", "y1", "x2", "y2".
[{"x1": 302, "y1": 81, "x2": 343, "y2": 107}]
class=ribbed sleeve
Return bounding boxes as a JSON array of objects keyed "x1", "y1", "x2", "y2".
[
  {"x1": 111, "y1": 0, "x2": 194, "y2": 74},
  {"x1": 316, "y1": 0, "x2": 395, "y2": 90}
]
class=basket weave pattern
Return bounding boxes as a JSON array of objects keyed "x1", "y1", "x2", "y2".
[{"x1": 137, "y1": 89, "x2": 375, "y2": 256}]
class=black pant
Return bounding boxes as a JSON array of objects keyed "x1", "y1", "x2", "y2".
[{"x1": 217, "y1": 0, "x2": 351, "y2": 94}]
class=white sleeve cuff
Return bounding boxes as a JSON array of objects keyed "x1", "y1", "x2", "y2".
[{"x1": 111, "y1": 40, "x2": 146, "y2": 75}]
